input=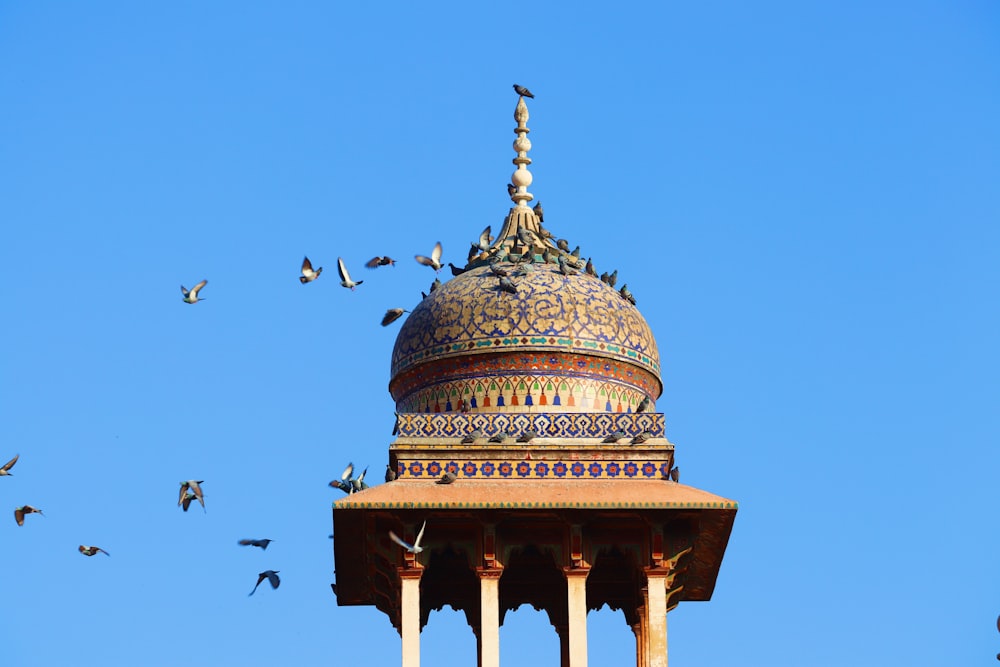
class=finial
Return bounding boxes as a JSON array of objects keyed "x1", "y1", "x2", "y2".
[{"x1": 510, "y1": 91, "x2": 533, "y2": 208}]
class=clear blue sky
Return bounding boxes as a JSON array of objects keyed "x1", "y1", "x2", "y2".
[{"x1": 2, "y1": 2, "x2": 998, "y2": 665}]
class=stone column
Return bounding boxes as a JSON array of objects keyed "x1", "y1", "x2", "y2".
[
  {"x1": 564, "y1": 568, "x2": 590, "y2": 667},
  {"x1": 400, "y1": 569, "x2": 423, "y2": 667},
  {"x1": 554, "y1": 625, "x2": 569, "y2": 667},
  {"x1": 477, "y1": 569, "x2": 502, "y2": 667},
  {"x1": 645, "y1": 572, "x2": 668, "y2": 667}
]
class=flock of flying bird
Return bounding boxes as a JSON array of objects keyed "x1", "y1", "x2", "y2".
[
  {"x1": 19, "y1": 85, "x2": 671, "y2": 602},
  {"x1": 4, "y1": 452, "x2": 283, "y2": 595}
]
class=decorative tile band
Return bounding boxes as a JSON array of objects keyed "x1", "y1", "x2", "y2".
[
  {"x1": 389, "y1": 352, "x2": 661, "y2": 414},
  {"x1": 394, "y1": 459, "x2": 674, "y2": 480},
  {"x1": 393, "y1": 412, "x2": 664, "y2": 438}
]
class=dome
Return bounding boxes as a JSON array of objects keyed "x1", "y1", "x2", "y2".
[
  {"x1": 389, "y1": 259, "x2": 661, "y2": 414},
  {"x1": 388, "y1": 95, "x2": 661, "y2": 415}
]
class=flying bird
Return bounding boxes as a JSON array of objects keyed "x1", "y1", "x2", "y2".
[
  {"x1": 299, "y1": 256, "x2": 322, "y2": 284},
  {"x1": 473, "y1": 225, "x2": 493, "y2": 252},
  {"x1": 435, "y1": 471, "x2": 457, "y2": 485},
  {"x1": 350, "y1": 467, "x2": 369, "y2": 493},
  {"x1": 178, "y1": 481, "x2": 205, "y2": 512},
  {"x1": 385, "y1": 464, "x2": 397, "y2": 483},
  {"x1": 181, "y1": 280, "x2": 207, "y2": 304},
  {"x1": 329, "y1": 462, "x2": 354, "y2": 494},
  {"x1": 238, "y1": 539, "x2": 273, "y2": 550},
  {"x1": 636, "y1": 396, "x2": 650, "y2": 413},
  {"x1": 14, "y1": 505, "x2": 43, "y2": 526},
  {"x1": 513, "y1": 84, "x2": 535, "y2": 98},
  {"x1": 78, "y1": 545, "x2": 110, "y2": 557},
  {"x1": 389, "y1": 520, "x2": 427, "y2": 554},
  {"x1": 381, "y1": 308, "x2": 410, "y2": 326},
  {"x1": 415, "y1": 242, "x2": 444, "y2": 272},
  {"x1": 337, "y1": 257, "x2": 363, "y2": 290},
  {"x1": 365, "y1": 256, "x2": 397, "y2": 269},
  {"x1": 0, "y1": 454, "x2": 18, "y2": 476},
  {"x1": 180, "y1": 491, "x2": 197, "y2": 512},
  {"x1": 602, "y1": 430, "x2": 626, "y2": 444},
  {"x1": 249, "y1": 570, "x2": 281, "y2": 596}
]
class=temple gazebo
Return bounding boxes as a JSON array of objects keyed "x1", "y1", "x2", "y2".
[{"x1": 332, "y1": 93, "x2": 737, "y2": 667}]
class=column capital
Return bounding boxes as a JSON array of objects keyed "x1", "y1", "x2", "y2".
[
  {"x1": 476, "y1": 567, "x2": 504, "y2": 579},
  {"x1": 562, "y1": 566, "x2": 591, "y2": 580},
  {"x1": 398, "y1": 567, "x2": 424, "y2": 581}
]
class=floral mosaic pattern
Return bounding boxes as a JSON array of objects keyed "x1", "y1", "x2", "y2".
[
  {"x1": 390, "y1": 265, "x2": 660, "y2": 379},
  {"x1": 393, "y1": 412, "x2": 664, "y2": 438}
]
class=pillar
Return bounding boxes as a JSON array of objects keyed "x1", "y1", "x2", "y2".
[
  {"x1": 400, "y1": 569, "x2": 423, "y2": 667},
  {"x1": 564, "y1": 568, "x2": 590, "y2": 667},
  {"x1": 477, "y1": 569, "x2": 502, "y2": 667},
  {"x1": 555, "y1": 625, "x2": 569, "y2": 667},
  {"x1": 645, "y1": 572, "x2": 668, "y2": 667}
]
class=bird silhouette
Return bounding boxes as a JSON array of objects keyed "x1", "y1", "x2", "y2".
[
  {"x1": 238, "y1": 539, "x2": 273, "y2": 550},
  {"x1": 507, "y1": 183, "x2": 516, "y2": 198},
  {"x1": 389, "y1": 520, "x2": 427, "y2": 554},
  {"x1": 513, "y1": 84, "x2": 535, "y2": 98},
  {"x1": 78, "y1": 545, "x2": 110, "y2": 557},
  {"x1": 585, "y1": 258, "x2": 597, "y2": 277},
  {"x1": 337, "y1": 257, "x2": 363, "y2": 290},
  {"x1": 606, "y1": 270, "x2": 618, "y2": 288},
  {"x1": 0, "y1": 454, "x2": 18, "y2": 476},
  {"x1": 435, "y1": 471, "x2": 457, "y2": 485},
  {"x1": 636, "y1": 396, "x2": 650, "y2": 413},
  {"x1": 249, "y1": 570, "x2": 280, "y2": 596},
  {"x1": 533, "y1": 201, "x2": 544, "y2": 222},
  {"x1": 415, "y1": 242, "x2": 444, "y2": 272},
  {"x1": 299, "y1": 257, "x2": 322, "y2": 284},
  {"x1": 429, "y1": 278, "x2": 442, "y2": 293},
  {"x1": 602, "y1": 430, "x2": 626, "y2": 444},
  {"x1": 381, "y1": 308, "x2": 410, "y2": 326},
  {"x1": 178, "y1": 481, "x2": 205, "y2": 512},
  {"x1": 365, "y1": 256, "x2": 396, "y2": 269},
  {"x1": 14, "y1": 505, "x2": 43, "y2": 526},
  {"x1": 449, "y1": 262, "x2": 467, "y2": 276},
  {"x1": 181, "y1": 280, "x2": 207, "y2": 304},
  {"x1": 385, "y1": 464, "x2": 397, "y2": 483},
  {"x1": 619, "y1": 284, "x2": 636, "y2": 305},
  {"x1": 663, "y1": 466, "x2": 680, "y2": 483}
]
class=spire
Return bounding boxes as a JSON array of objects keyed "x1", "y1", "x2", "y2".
[{"x1": 510, "y1": 96, "x2": 534, "y2": 208}]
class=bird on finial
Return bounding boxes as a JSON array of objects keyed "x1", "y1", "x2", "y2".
[
  {"x1": 415, "y1": 242, "x2": 444, "y2": 272},
  {"x1": 507, "y1": 183, "x2": 517, "y2": 198},
  {"x1": 513, "y1": 84, "x2": 535, "y2": 99},
  {"x1": 299, "y1": 257, "x2": 322, "y2": 284},
  {"x1": 337, "y1": 258, "x2": 363, "y2": 290}
]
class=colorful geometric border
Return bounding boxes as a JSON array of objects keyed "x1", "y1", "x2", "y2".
[
  {"x1": 393, "y1": 412, "x2": 664, "y2": 439},
  {"x1": 395, "y1": 459, "x2": 674, "y2": 480}
]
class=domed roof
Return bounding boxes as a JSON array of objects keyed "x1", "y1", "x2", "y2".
[
  {"x1": 387, "y1": 95, "x2": 661, "y2": 414},
  {"x1": 391, "y1": 262, "x2": 660, "y2": 380}
]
